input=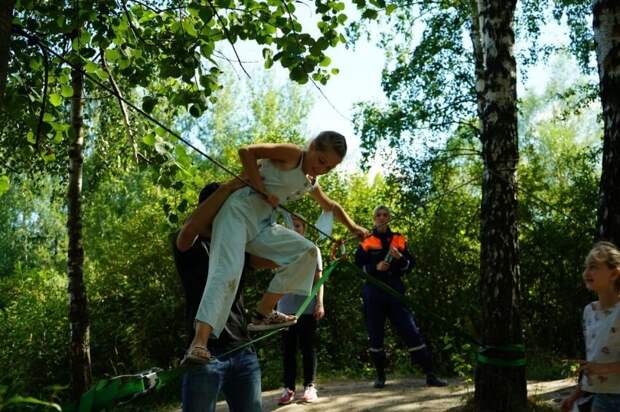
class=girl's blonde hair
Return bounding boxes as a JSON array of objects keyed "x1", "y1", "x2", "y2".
[
  {"x1": 311, "y1": 131, "x2": 347, "y2": 159},
  {"x1": 585, "y1": 241, "x2": 620, "y2": 291}
]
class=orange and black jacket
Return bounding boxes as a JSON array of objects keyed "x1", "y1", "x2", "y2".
[{"x1": 354, "y1": 227, "x2": 414, "y2": 280}]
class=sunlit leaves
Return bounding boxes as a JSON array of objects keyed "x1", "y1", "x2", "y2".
[
  {"x1": 0, "y1": 176, "x2": 10, "y2": 197},
  {"x1": 48, "y1": 93, "x2": 62, "y2": 107}
]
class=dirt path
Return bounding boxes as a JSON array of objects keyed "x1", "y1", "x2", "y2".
[{"x1": 213, "y1": 377, "x2": 575, "y2": 411}]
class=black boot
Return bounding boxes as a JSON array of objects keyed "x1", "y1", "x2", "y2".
[
  {"x1": 409, "y1": 346, "x2": 447, "y2": 387},
  {"x1": 370, "y1": 349, "x2": 387, "y2": 388}
]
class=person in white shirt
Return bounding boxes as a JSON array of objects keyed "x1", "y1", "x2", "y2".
[{"x1": 562, "y1": 241, "x2": 620, "y2": 412}]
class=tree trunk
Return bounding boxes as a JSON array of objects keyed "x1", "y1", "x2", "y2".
[
  {"x1": 474, "y1": 0, "x2": 526, "y2": 410},
  {"x1": 68, "y1": 58, "x2": 92, "y2": 400},
  {"x1": 0, "y1": 0, "x2": 15, "y2": 103},
  {"x1": 470, "y1": 0, "x2": 485, "y2": 130},
  {"x1": 593, "y1": 0, "x2": 620, "y2": 247}
]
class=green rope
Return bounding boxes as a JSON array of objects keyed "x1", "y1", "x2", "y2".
[
  {"x1": 216, "y1": 259, "x2": 341, "y2": 358},
  {"x1": 61, "y1": 260, "x2": 342, "y2": 412},
  {"x1": 342, "y1": 261, "x2": 526, "y2": 367}
]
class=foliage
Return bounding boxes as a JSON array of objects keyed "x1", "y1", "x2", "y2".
[{"x1": 0, "y1": 48, "x2": 606, "y2": 411}]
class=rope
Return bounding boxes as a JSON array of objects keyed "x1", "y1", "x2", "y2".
[
  {"x1": 13, "y1": 26, "x2": 341, "y2": 244},
  {"x1": 60, "y1": 259, "x2": 343, "y2": 412},
  {"x1": 341, "y1": 261, "x2": 527, "y2": 367}
]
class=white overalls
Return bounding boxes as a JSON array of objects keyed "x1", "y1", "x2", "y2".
[{"x1": 196, "y1": 155, "x2": 319, "y2": 337}]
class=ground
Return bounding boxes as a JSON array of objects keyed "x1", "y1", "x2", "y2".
[{"x1": 210, "y1": 377, "x2": 576, "y2": 411}]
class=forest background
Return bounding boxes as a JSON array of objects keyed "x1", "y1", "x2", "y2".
[{"x1": 0, "y1": 0, "x2": 616, "y2": 410}]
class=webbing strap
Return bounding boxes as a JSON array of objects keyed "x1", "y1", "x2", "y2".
[
  {"x1": 477, "y1": 343, "x2": 526, "y2": 367},
  {"x1": 477, "y1": 353, "x2": 526, "y2": 367},
  {"x1": 343, "y1": 261, "x2": 526, "y2": 367},
  {"x1": 62, "y1": 260, "x2": 343, "y2": 411},
  {"x1": 63, "y1": 372, "x2": 152, "y2": 412}
]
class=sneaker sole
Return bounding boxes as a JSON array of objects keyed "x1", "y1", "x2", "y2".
[{"x1": 247, "y1": 320, "x2": 297, "y2": 331}]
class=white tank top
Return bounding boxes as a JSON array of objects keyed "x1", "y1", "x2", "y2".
[{"x1": 258, "y1": 151, "x2": 317, "y2": 204}]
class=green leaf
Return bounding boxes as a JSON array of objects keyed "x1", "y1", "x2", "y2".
[
  {"x1": 189, "y1": 105, "x2": 201, "y2": 118},
  {"x1": 0, "y1": 175, "x2": 10, "y2": 196},
  {"x1": 182, "y1": 18, "x2": 198, "y2": 37},
  {"x1": 143, "y1": 134, "x2": 156, "y2": 146},
  {"x1": 319, "y1": 56, "x2": 331, "y2": 67},
  {"x1": 361, "y1": 9, "x2": 378, "y2": 19},
  {"x1": 105, "y1": 48, "x2": 120, "y2": 62},
  {"x1": 199, "y1": 7, "x2": 213, "y2": 24},
  {"x1": 26, "y1": 131, "x2": 36, "y2": 144},
  {"x1": 42, "y1": 150, "x2": 56, "y2": 163},
  {"x1": 49, "y1": 93, "x2": 62, "y2": 107},
  {"x1": 61, "y1": 85, "x2": 73, "y2": 98},
  {"x1": 289, "y1": 66, "x2": 308, "y2": 84},
  {"x1": 142, "y1": 96, "x2": 157, "y2": 113},
  {"x1": 386, "y1": 3, "x2": 397, "y2": 15},
  {"x1": 84, "y1": 61, "x2": 99, "y2": 74}
]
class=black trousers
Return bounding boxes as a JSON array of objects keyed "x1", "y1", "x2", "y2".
[{"x1": 281, "y1": 314, "x2": 318, "y2": 390}]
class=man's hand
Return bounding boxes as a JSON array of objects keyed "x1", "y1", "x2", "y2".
[
  {"x1": 377, "y1": 261, "x2": 390, "y2": 271},
  {"x1": 389, "y1": 246, "x2": 403, "y2": 260}
]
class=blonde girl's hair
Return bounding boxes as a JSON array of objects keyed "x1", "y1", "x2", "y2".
[
  {"x1": 585, "y1": 241, "x2": 620, "y2": 291},
  {"x1": 311, "y1": 131, "x2": 347, "y2": 159}
]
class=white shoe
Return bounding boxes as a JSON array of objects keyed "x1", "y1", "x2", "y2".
[
  {"x1": 248, "y1": 310, "x2": 297, "y2": 331},
  {"x1": 301, "y1": 385, "x2": 318, "y2": 402}
]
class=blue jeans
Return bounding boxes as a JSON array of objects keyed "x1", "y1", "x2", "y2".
[
  {"x1": 182, "y1": 348, "x2": 262, "y2": 412},
  {"x1": 592, "y1": 393, "x2": 620, "y2": 412}
]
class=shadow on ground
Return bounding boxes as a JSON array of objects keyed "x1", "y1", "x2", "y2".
[{"x1": 212, "y1": 377, "x2": 575, "y2": 411}]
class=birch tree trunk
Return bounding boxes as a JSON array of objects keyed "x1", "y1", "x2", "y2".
[
  {"x1": 593, "y1": 0, "x2": 620, "y2": 247},
  {"x1": 68, "y1": 39, "x2": 92, "y2": 399},
  {"x1": 473, "y1": 0, "x2": 526, "y2": 410}
]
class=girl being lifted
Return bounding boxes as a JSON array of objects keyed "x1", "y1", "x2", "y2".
[{"x1": 183, "y1": 131, "x2": 368, "y2": 364}]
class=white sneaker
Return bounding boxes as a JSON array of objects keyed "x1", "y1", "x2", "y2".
[
  {"x1": 301, "y1": 385, "x2": 318, "y2": 402},
  {"x1": 277, "y1": 387, "x2": 295, "y2": 405},
  {"x1": 248, "y1": 310, "x2": 297, "y2": 331}
]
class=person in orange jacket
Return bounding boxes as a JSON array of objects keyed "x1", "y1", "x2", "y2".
[{"x1": 354, "y1": 205, "x2": 447, "y2": 389}]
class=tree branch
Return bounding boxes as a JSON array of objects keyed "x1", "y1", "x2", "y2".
[
  {"x1": 205, "y1": 0, "x2": 251, "y2": 79},
  {"x1": 100, "y1": 48, "x2": 139, "y2": 162}
]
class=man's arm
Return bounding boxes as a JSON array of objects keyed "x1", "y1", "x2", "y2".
[
  {"x1": 176, "y1": 178, "x2": 244, "y2": 252},
  {"x1": 392, "y1": 239, "x2": 415, "y2": 275},
  {"x1": 355, "y1": 244, "x2": 377, "y2": 276}
]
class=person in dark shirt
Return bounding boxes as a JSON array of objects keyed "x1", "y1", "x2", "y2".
[
  {"x1": 354, "y1": 205, "x2": 447, "y2": 389},
  {"x1": 173, "y1": 179, "x2": 276, "y2": 412}
]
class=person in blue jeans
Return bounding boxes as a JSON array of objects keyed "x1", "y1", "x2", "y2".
[{"x1": 173, "y1": 179, "x2": 277, "y2": 412}]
